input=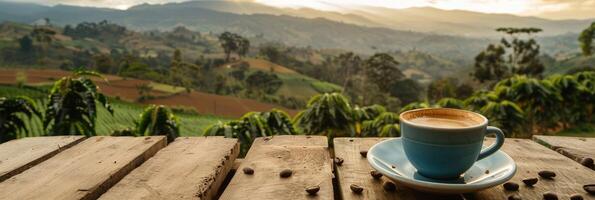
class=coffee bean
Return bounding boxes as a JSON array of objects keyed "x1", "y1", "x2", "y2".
[
  {"x1": 538, "y1": 170, "x2": 556, "y2": 179},
  {"x1": 543, "y1": 192, "x2": 558, "y2": 200},
  {"x1": 584, "y1": 184, "x2": 595, "y2": 194},
  {"x1": 580, "y1": 158, "x2": 594, "y2": 169},
  {"x1": 507, "y1": 194, "x2": 522, "y2": 200},
  {"x1": 383, "y1": 181, "x2": 396, "y2": 191},
  {"x1": 370, "y1": 170, "x2": 383, "y2": 179},
  {"x1": 242, "y1": 167, "x2": 254, "y2": 175},
  {"x1": 503, "y1": 182, "x2": 519, "y2": 191},
  {"x1": 570, "y1": 194, "x2": 584, "y2": 200},
  {"x1": 360, "y1": 150, "x2": 368, "y2": 158},
  {"x1": 350, "y1": 184, "x2": 364, "y2": 194},
  {"x1": 334, "y1": 157, "x2": 344, "y2": 166},
  {"x1": 522, "y1": 178, "x2": 538, "y2": 186},
  {"x1": 305, "y1": 185, "x2": 320, "y2": 195},
  {"x1": 280, "y1": 169, "x2": 293, "y2": 178}
]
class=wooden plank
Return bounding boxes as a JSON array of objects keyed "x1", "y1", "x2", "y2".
[
  {"x1": 0, "y1": 136, "x2": 166, "y2": 200},
  {"x1": 99, "y1": 137, "x2": 239, "y2": 200},
  {"x1": 533, "y1": 135, "x2": 595, "y2": 169},
  {"x1": 219, "y1": 135, "x2": 334, "y2": 200},
  {"x1": 334, "y1": 138, "x2": 595, "y2": 200},
  {"x1": 0, "y1": 136, "x2": 85, "y2": 182}
]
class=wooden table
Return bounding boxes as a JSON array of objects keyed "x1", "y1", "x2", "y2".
[{"x1": 0, "y1": 135, "x2": 593, "y2": 200}]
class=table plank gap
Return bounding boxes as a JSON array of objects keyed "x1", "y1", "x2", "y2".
[
  {"x1": 219, "y1": 135, "x2": 334, "y2": 200},
  {"x1": 99, "y1": 136, "x2": 239, "y2": 200},
  {"x1": 533, "y1": 135, "x2": 595, "y2": 170},
  {"x1": 0, "y1": 136, "x2": 86, "y2": 182},
  {"x1": 0, "y1": 136, "x2": 166, "y2": 200}
]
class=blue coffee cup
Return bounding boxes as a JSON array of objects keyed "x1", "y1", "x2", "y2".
[{"x1": 399, "y1": 108, "x2": 504, "y2": 180}]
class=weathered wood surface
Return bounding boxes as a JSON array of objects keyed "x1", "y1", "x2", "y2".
[
  {"x1": 334, "y1": 138, "x2": 595, "y2": 200},
  {"x1": 99, "y1": 137, "x2": 239, "y2": 200},
  {"x1": 0, "y1": 136, "x2": 166, "y2": 200},
  {"x1": 0, "y1": 136, "x2": 85, "y2": 182},
  {"x1": 219, "y1": 135, "x2": 334, "y2": 200},
  {"x1": 533, "y1": 135, "x2": 595, "y2": 169}
]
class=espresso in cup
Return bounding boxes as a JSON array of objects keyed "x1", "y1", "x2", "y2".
[{"x1": 400, "y1": 108, "x2": 504, "y2": 180}]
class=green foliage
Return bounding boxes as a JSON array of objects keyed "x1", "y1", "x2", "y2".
[
  {"x1": 364, "y1": 53, "x2": 404, "y2": 92},
  {"x1": 245, "y1": 71, "x2": 283, "y2": 94},
  {"x1": 579, "y1": 22, "x2": 595, "y2": 56},
  {"x1": 218, "y1": 32, "x2": 250, "y2": 61},
  {"x1": 204, "y1": 109, "x2": 296, "y2": 155},
  {"x1": 472, "y1": 44, "x2": 507, "y2": 83},
  {"x1": 427, "y1": 79, "x2": 457, "y2": 103},
  {"x1": 0, "y1": 96, "x2": 41, "y2": 142},
  {"x1": 479, "y1": 100, "x2": 524, "y2": 137},
  {"x1": 361, "y1": 112, "x2": 400, "y2": 137},
  {"x1": 44, "y1": 70, "x2": 113, "y2": 136},
  {"x1": 294, "y1": 93, "x2": 354, "y2": 138},
  {"x1": 137, "y1": 105, "x2": 180, "y2": 142},
  {"x1": 400, "y1": 101, "x2": 431, "y2": 113},
  {"x1": 436, "y1": 98, "x2": 464, "y2": 109},
  {"x1": 310, "y1": 81, "x2": 342, "y2": 93}
]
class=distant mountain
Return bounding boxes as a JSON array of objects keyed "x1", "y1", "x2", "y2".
[{"x1": 0, "y1": 1, "x2": 583, "y2": 58}]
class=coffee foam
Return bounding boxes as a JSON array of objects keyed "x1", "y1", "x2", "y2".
[{"x1": 401, "y1": 108, "x2": 484, "y2": 128}]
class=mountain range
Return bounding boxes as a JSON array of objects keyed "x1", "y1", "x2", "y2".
[{"x1": 0, "y1": 0, "x2": 589, "y2": 58}]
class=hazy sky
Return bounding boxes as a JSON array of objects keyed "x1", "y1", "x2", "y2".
[{"x1": 9, "y1": 0, "x2": 595, "y2": 19}]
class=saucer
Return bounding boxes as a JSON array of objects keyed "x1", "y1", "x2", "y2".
[{"x1": 367, "y1": 138, "x2": 516, "y2": 194}]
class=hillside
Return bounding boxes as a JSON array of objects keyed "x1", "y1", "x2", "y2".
[{"x1": 0, "y1": 68, "x2": 298, "y2": 118}]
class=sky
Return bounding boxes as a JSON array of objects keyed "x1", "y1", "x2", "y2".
[{"x1": 8, "y1": 0, "x2": 595, "y2": 19}]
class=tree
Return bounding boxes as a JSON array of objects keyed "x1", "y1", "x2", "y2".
[
  {"x1": 351, "y1": 104, "x2": 386, "y2": 135},
  {"x1": 294, "y1": 93, "x2": 354, "y2": 142},
  {"x1": 364, "y1": 53, "x2": 404, "y2": 92},
  {"x1": 93, "y1": 54, "x2": 113, "y2": 73},
  {"x1": 389, "y1": 78, "x2": 422, "y2": 105},
  {"x1": 245, "y1": 71, "x2": 283, "y2": 94},
  {"x1": 18, "y1": 35, "x2": 33, "y2": 52},
  {"x1": 0, "y1": 96, "x2": 41, "y2": 142},
  {"x1": 260, "y1": 45, "x2": 281, "y2": 63},
  {"x1": 237, "y1": 37, "x2": 250, "y2": 58},
  {"x1": 472, "y1": 27, "x2": 545, "y2": 82},
  {"x1": 472, "y1": 44, "x2": 507, "y2": 83},
  {"x1": 219, "y1": 32, "x2": 237, "y2": 61},
  {"x1": 44, "y1": 70, "x2": 113, "y2": 136},
  {"x1": 579, "y1": 22, "x2": 595, "y2": 56},
  {"x1": 30, "y1": 27, "x2": 56, "y2": 49},
  {"x1": 335, "y1": 52, "x2": 362, "y2": 90},
  {"x1": 137, "y1": 105, "x2": 179, "y2": 142},
  {"x1": 427, "y1": 79, "x2": 456, "y2": 103},
  {"x1": 399, "y1": 101, "x2": 431, "y2": 113}
]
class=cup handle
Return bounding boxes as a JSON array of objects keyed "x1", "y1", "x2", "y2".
[{"x1": 477, "y1": 126, "x2": 505, "y2": 161}]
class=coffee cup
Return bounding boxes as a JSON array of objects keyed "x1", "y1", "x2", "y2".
[{"x1": 399, "y1": 108, "x2": 504, "y2": 180}]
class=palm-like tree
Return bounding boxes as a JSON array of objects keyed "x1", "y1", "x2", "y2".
[
  {"x1": 546, "y1": 74, "x2": 589, "y2": 128},
  {"x1": 574, "y1": 71, "x2": 595, "y2": 122},
  {"x1": 137, "y1": 105, "x2": 180, "y2": 142},
  {"x1": 479, "y1": 100, "x2": 525, "y2": 137},
  {"x1": 463, "y1": 90, "x2": 498, "y2": 112},
  {"x1": 0, "y1": 96, "x2": 41, "y2": 142},
  {"x1": 361, "y1": 112, "x2": 400, "y2": 137},
  {"x1": 294, "y1": 93, "x2": 353, "y2": 141},
  {"x1": 44, "y1": 70, "x2": 113, "y2": 136},
  {"x1": 259, "y1": 109, "x2": 297, "y2": 135},
  {"x1": 351, "y1": 104, "x2": 386, "y2": 136},
  {"x1": 492, "y1": 75, "x2": 560, "y2": 133},
  {"x1": 436, "y1": 98, "x2": 465, "y2": 109}
]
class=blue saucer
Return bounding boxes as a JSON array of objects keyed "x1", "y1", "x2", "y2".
[{"x1": 367, "y1": 138, "x2": 516, "y2": 194}]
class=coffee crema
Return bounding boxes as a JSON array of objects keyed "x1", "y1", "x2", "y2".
[{"x1": 408, "y1": 117, "x2": 478, "y2": 128}]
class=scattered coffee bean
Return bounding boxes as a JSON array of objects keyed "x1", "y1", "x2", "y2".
[
  {"x1": 543, "y1": 192, "x2": 558, "y2": 200},
  {"x1": 334, "y1": 157, "x2": 344, "y2": 166},
  {"x1": 522, "y1": 178, "x2": 538, "y2": 186},
  {"x1": 570, "y1": 194, "x2": 584, "y2": 200},
  {"x1": 280, "y1": 169, "x2": 293, "y2": 178},
  {"x1": 391, "y1": 165, "x2": 396, "y2": 168},
  {"x1": 538, "y1": 170, "x2": 556, "y2": 179},
  {"x1": 350, "y1": 184, "x2": 364, "y2": 194},
  {"x1": 584, "y1": 184, "x2": 595, "y2": 194},
  {"x1": 383, "y1": 181, "x2": 396, "y2": 191},
  {"x1": 507, "y1": 194, "x2": 522, "y2": 200},
  {"x1": 370, "y1": 170, "x2": 383, "y2": 179},
  {"x1": 305, "y1": 185, "x2": 320, "y2": 195},
  {"x1": 242, "y1": 167, "x2": 254, "y2": 175},
  {"x1": 484, "y1": 169, "x2": 490, "y2": 174},
  {"x1": 503, "y1": 182, "x2": 519, "y2": 191},
  {"x1": 349, "y1": 139, "x2": 354, "y2": 142},
  {"x1": 580, "y1": 157, "x2": 594, "y2": 169},
  {"x1": 360, "y1": 150, "x2": 368, "y2": 158}
]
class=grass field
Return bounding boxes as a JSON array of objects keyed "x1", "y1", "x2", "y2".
[{"x1": 0, "y1": 85, "x2": 228, "y2": 138}]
